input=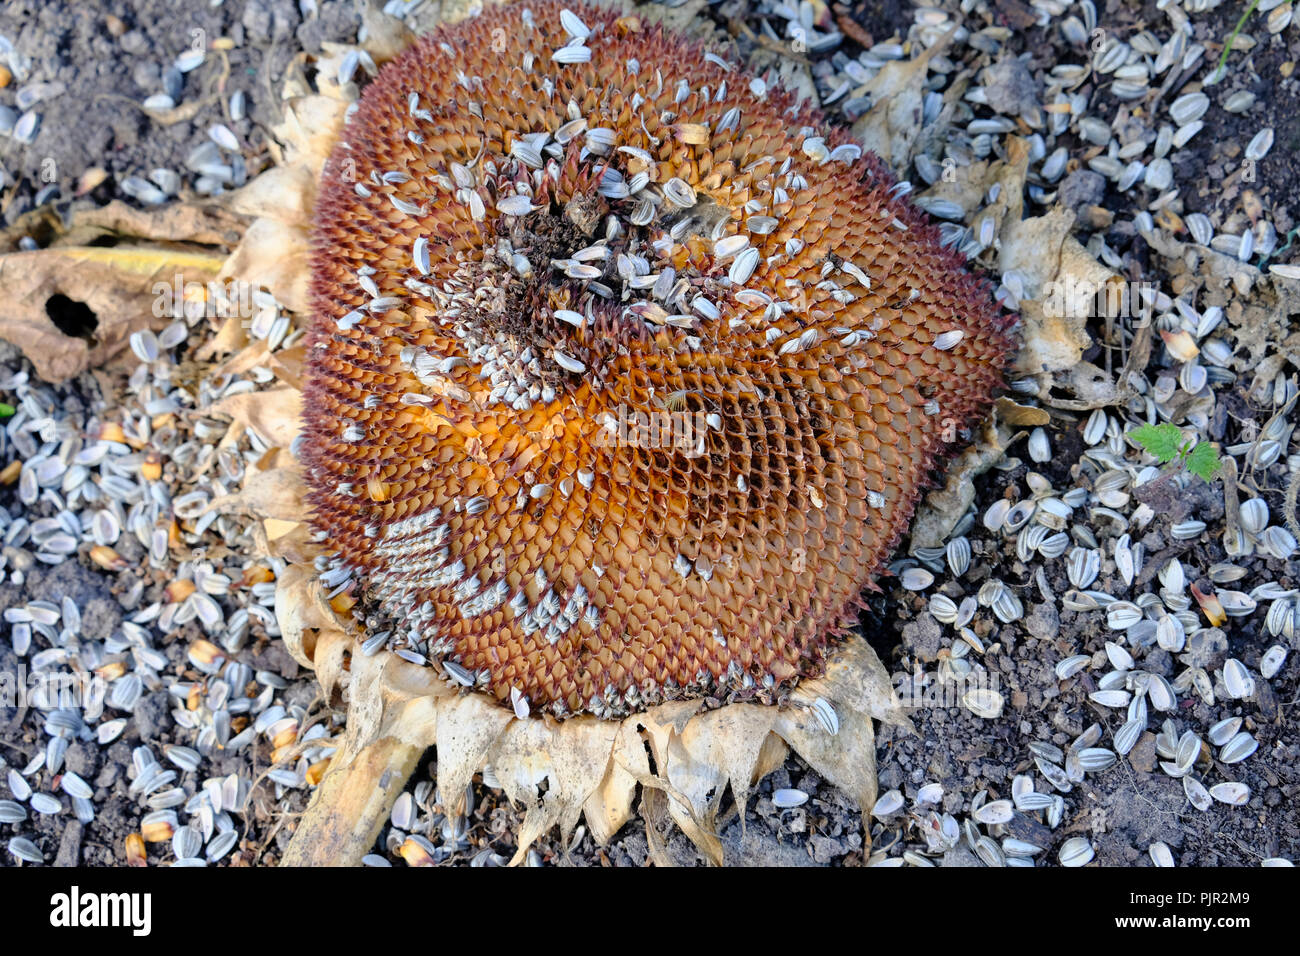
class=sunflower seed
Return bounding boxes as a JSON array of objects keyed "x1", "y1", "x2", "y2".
[
  {"x1": 1105, "y1": 602, "x2": 1143, "y2": 630},
  {"x1": 772, "y1": 788, "x2": 809, "y2": 809},
  {"x1": 1245, "y1": 128, "x2": 1274, "y2": 162},
  {"x1": 8, "y1": 837, "x2": 43, "y2": 863},
  {"x1": 60, "y1": 772, "x2": 92, "y2": 800},
  {"x1": 1261, "y1": 526, "x2": 1297, "y2": 560},
  {"x1": 173, "y1": 825, "x2": 202, "y2": 860},
  {"x1": 729, "y1": 247, "x2": 760, "y2": 285},
  {"x1": 1077, "y1": 748, "x2": 1117, "y2": 772},
  {"x1": 1209, "y1": 782, "x2": 1250, "y2": 806},
  {"x1": 206, "y1": 829, "x2": 238, "y2": 862},
  {"x1": 942, "y1": 537, "x2": 971, "y2": 576},
  {"x1": 559, "y1": 8, "x2": 591, "y2": 39},
  {"x1": 1156, "y1": 614, "x2": 1185, "y2": 652},
  {"x1": 209, "y1": 123, "x2": 239, "y2": 152},
  {"x1": 901, "y1": 567, "x2": 934, "y2": 591},
  {"x1": 973, "y1": 799, "x2": 1014, "y2": 825},
  {"x1": 1014, "y1": 790, "x2": 1053, "y2": 811},
  {"x1": 1170, "y1": 520, "x2": 1206, "y2": 540},
  {"x1": 963, "y1": 687, "x2": 1004, "y2": 719},
  {"x1": 1170, "y1": 92, "x2": 1209, "y2": 126},
  {"x1": 1260, "y1": 645, "x2": 1287, "y2": 679},
  {"x1": 1147, "y1": 674, "x2": 1177, "y2": 712},
  {"x1": 1115, "y1": 718, "x2": 1144, "y2": 755},
  {"x1": 1223, "y1": 658, "x2": 1254, "y2": 699},
  {"x1": 1089, "y1": 689, "x2": 1131, "y2": 708},
  {"x1": 1059, "y1": 837, "x2": 1094, "y2": 866},
  {"x1": 497, "y1": 195, "x2": 537, "y2": 216},
  {"x1": 1184, "y1": 775, "x2": 1212, "y2": 811},
  {"x1": 1056, "y1": 655, "x2": 1090, "y2": 680},
  {"x1": 928, "y1": 593, "x2": 958, "y2": 624},
  {"x1": 872, "y1": 789, "x2": 904, "y2": 816},
  {"x1": 1002, "y1": 838, "x2": 1044, "y2": 857},
  {"x1": 1219, "y1": 732, "x2": 1258, "y2": 764},
  {"x1": 29, "y1": 793, "x2": 61, "y2": 814},
  {"x1": 1207, "y1": 718, "x2": 1242, "y2": 747},
  {"x1": 1105, "y1": 641, "x2": 1134, "y2": 670},
  {"x1": 551, "y1": 44, "x2": 592, "y2": 64},
  {"x1": 1068, "y1": 548, "x2": 1101, "y2": 589},
  {"x1": 713, "y1": 235, "x2": 749, "y2": 260}
]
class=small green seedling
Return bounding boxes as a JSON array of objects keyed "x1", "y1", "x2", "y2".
[
  {"x1": 1129, "y1": 423, "x2": 1222, "y2": 482},
  {"x1": 0, "y1": 402, "x2": 15, "y2": 419},
  {"x1": 1214, "y1": 0, "x2": 1261, "y2": 78}
]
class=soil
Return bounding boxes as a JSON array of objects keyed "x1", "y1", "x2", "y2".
[{"x1": 0, "y1": 0, "x2": 361, "y2": 232}]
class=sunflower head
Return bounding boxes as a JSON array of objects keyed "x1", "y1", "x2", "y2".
[{"x1": 300, "y1": 0, "x2": 1017, "y2": 721}]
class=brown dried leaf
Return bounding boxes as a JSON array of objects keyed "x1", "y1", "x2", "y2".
[
  {"x1": 221, "y1": 163, "x2": 319, "y2": 227},
  {"x1": 433, "y1": 693, "x2": 514, "y2": 818},
  {"x1": 490, "y1": 716, "x2": 620, "y2": 865},
  {"x1": 312, "y1": 628, "x2": 353, "y2": 703},
  {"x1": 58, "y1": 199, "x2": 246, "y2": 249},
  {"x1": 273, "y1": 562, "x2": 345, "y2": 670},
  {"x1": 909, "y1": 416, "x2": 1008, "y2": 550},
  {"x1": 279, "y1": 733, "x2": 424, "y2": 867},
  {"x1": 0, "y1": 246, "x2": 224, "y2": 383},
  {"x1": 211, "y1": 385, "x2": 303, "y2": 449},
  {"x1": 217, "y1": 216, "x2": 312, "y2": 314},
  {"x1": 581, "y1": 737, "x2": 642, "y2": 846},
  {"x1": 207, "y1": 465, "x2": 306, "y2": 522},
  {"x1": 798, "y1": 634, "x2": 913, "y2": 732},
  {"x1": 1000, "y1": 209, "x2": 1110, "y2": 375},
  {"x1": 995, "y1": 396, "x2": 1050, "y2": 426},
  {"x1": 774, "y1": 703, "x2": 877, "y2": 819},
  {"x1": 270, "y1": 94, "x2": 351, "y2": 174},
  {"x1": 852, "y1": 25, "x2": 957, "y2": 170}
]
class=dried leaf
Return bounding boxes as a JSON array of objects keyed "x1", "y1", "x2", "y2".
[
  {"x1": 211, "y1": 385, "x2": 303, "y2": 449},
  {"x1": 58, "y1": 199, "x2": 246, "y2": 249},
  {"x1": 270, "y1": 94, "x2": 351, "y2": 174},
  {"x1": 909, "y1": 416, "x2": 1008, "y2": 550},
  {"x1": 1000, "y1": 209, "x2": 1111, "y2": 375},
  {"x1": 490, "y1": 717, "x2": 620, "y2": 865},
  {"x1": 207, "y1": 465, "x2": 306, "y2": 522},
  {"x1": 273, "y1": 562, "x2": 344, "y2": 670},
  {"x1": 433, "y1": 694, "x2": 514, "y2": 819},
  {"x1": 798, "y1": 635, "x2": 913, "y2": 732},
  {"x1": 221, "y1": 163, "x2": 319, "y2": 226},
  {"x1": 279, "y1": 734, "x2": 424, "y2": 867},
  {"x1": 581, "y1": 739, "x2": 642, "y2": 846},
  {"x1": 0, "y1": 246, "x2": 224, "y2": 382},
  {"x1": 217, "y1": 216, "x2": 312, "y2": 314},
  {"x1": 995, "y1": 397, "x2": 1050, "y2": 426},
  {"x1": 851, "y1": 25, "x2": 957, "y2": 170},
  {"x1": 774, "y1": 703, "x2": 877, "y2": 819}
]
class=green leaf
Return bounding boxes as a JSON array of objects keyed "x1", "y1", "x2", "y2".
[
  {"x1": 1129, "y1": 423, "x2": 1182, "y2": 464},
  {"x1": 0, "y1": 402, "x2": 15, "y2": 419},
  {"x1": 1185, "y1": 441, "x2": 1222, "y2": 481}
]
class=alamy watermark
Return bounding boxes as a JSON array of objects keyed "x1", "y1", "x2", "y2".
[
  {"x1": 892, "y1": 665, "x2": 1002, "y2": 711},
  {"x1": 151, "y1": 274, "x2": 261, "y2": 321},
  {"x1": 0, "y1": 666, "x2": 107, "y2": 712},
  {"x1": 594, "y1": 404, "x2": 711, "y2": 458},
  {"x1": 1041, "y1": 275, "x2": 1158, "y2": 322}
]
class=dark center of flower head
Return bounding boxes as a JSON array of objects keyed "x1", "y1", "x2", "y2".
[{"x1": 301, "y1": 0, "x2": 1018, "y2": 720}]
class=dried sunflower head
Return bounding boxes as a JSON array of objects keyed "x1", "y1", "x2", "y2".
[{"x1": 301, "y1": 0, "x2": 1017, "y2": 721}]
